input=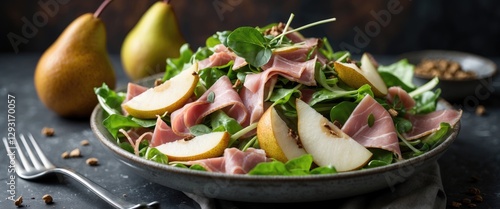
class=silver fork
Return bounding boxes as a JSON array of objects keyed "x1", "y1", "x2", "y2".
[{"x1": 2, "y1": 133, "x2": 160, "y2": 209}]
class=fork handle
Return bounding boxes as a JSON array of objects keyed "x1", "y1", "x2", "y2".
[{"x1": 53, "y1": 168, "x2": 160, "y2": 209}]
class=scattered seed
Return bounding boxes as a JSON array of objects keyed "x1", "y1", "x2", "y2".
[
  {"x1": 61, "y1": 151, "x2": 70, "y2": 159},
  {"x1": 473, "y1": 194, "x2": 483, "y2": 203},
  {"x1": 462, "y1": 197, "x2": 471, "y2": 204},
  {"x1": 41, "y1": 127, "x2": 55, "y2": 136},
  {"x1": 69, "y1": 148, "x2": 81, "y2": 158},
  {"x1": 467, "y1": 187, "x2": 481, "y2": 195},
  {"x1": 154, "y1": 79, "x2": 163, "y2": 87},
  {"x1": 475, "y1": 105, "x2": 486, "y2": 116},
  {"x1": 42, "y1": 194, "x2": 53, "y2": 204},
  {"x1": 86, "y1": 157, "x2": 99, "y2": 166},
  {"x1": 14, "y1": 196, "x2": 22, "y2": 207},
  {"x1": 451, "y1": 201, "x2": 462, "y2": 208},
  {"x1": 80, "y1": 139, "x2": 90, "y2": 146},
  {"x1": 467, "y1": 203, "x2": 477, "y2": 208}
]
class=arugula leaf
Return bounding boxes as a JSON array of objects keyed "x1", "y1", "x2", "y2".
[
  {"x1": 422, "y1": 122, "x2": 452, "y2": 149},
  {"x1": 378, "y1": 59, "x2": 416, "y2": 92},
  {"x1": 226, "y1": 27, "x2": 272, "y2": 67},
  {"x1": 210, "y1": 110, "x2": 243, "y2": 135},
  {"x1": 248, "y1": 154, "x2": 337, "y2": 176},
  {"x1": 94, "y1": 83, "x2": 125, "y2": 115},
  {"x1": 102, "y1": 114, "x2": 143, "y2": 138},
  {"x1": 164, "y1": 44, "x2": 194, "y2": 80},
  {"x1": 189, "y1": 124, "x2": 212, "y2": 136},
  {"x1": 364, "y1": 148, "x2": 394, "y2": 168},
  {"x1": 329, "y1": 101, "x2": 356, "y2": 125},
  {"x1": 145, "y1": 147, "x2": 168, "y2": 164},
  {"x1": 309, "y1": 84, "x2": 372, "y2": 106}
]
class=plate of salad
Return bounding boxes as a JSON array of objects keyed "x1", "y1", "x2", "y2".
[{"x1": 91, "y1": 15, "x2": 462, "y2": 202}]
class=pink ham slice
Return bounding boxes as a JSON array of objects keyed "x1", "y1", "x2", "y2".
[
  {"x1": 170, "y1": 76, "x2": 249, "y2": 136},
  {"x1": 187, "y1": 148, "x2": 269, "y2": 174},
  {"x1": 404, "y1": 109, "x2": 462, "y2": 140},
  {"x1": 386, "y1": 86, "x2": 415, "y2": 110},
  {"x1": 122, "y1": 83, "x2": 148, "y2": 115},
  {"x1": 150, "y1": 116, "x2": 184, "y2": 147},
  {"x1": 341, "y1": 95, "x2": 402, "y2": 159},
  {"x1": 198, "y1": 44, "x2": 248, "y2": 70}
]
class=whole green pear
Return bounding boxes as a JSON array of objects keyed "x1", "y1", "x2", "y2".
[
  {"x1": 121, "y1": 0, "x2": 186, "y2": 81},
  {"x1": 34, "y1": 0, "x2": 116, "y2": 118}
]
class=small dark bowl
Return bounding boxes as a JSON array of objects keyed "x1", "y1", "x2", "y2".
[{"x1": 399, "y1": 50, "x2": 497, "y2": 101}]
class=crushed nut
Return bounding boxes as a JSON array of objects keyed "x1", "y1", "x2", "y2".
[
  {"x1": 154, "y1": 78, "x2": 163, "y2": 87},
  {"x1": 86, "y1": 157, "x2": 99, "y2": 166},
  {"x1": 415, "y1": 59, "x2": 476, "y2": 80},
  {"x1": 80, "y1": 139, "x2": 90, "y2": 146},
  {"x1": 69, "y1": 148, "x2": 81, "y2": 158},
  {"x1": 467, "y1": 203, "x2": 477, "y2": 208},
  {"x1": 467, "y1": 187, "x2": 481, "y2": 195},
  {"x1": 41, "y1": 127, "x2": 55, "y2": 136},
  {"x1": 61, "y1": 151, "x2": 70, "y2": 159},
  {"x1": 388, "y1": 109, "x2": 398, "y2": 117},
  {"x1": 473, "y1": 194, "x2": 483, "y2": 202},
  {"x1": 450, "y1": 201, "x2": 462, "y2": 208},
  {"x1": 42, "y1": 194, "x2": 53, "y2": 204},
  {"x1": 475, "y1": 105, "x2": 486, "y2": 116},
  {"x1": 14, "y1": 196, "x2": 22, "y2": 206}
]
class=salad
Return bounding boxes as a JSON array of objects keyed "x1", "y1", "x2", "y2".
[{"x1": 95, "y1": 15, "x2": 462, "y2": 176}]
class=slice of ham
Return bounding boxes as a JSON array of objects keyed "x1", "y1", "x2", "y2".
[
  {"x1": 341, "y1": 95, "x2": 402, "y2": 159},
  {"x1": 187, "y1": 148, "x2": 269, "y2": 174},
  {"x1": 122, "y1": 83, "x2": 148, "y2": 115},
  {"x1": 198, "y1": 44, "x2": 248, "y2": 70},
  {"x1": 386, "y1": 86, "x2": 415, "y2": 110},
  {"x1": 150, "y1": 116, "x2": 184, "y2": 147},
  {"x1": 170, "y1": 76, "x2": 249, "y2": 136},
  {"x1": 404, "y1": 109, "x2": 462, "y2": 140}
]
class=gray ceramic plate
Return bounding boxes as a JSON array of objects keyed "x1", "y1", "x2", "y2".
[
  {"x1": 399, "y1": 50, "x2": 497, "y2": 101},
  {"x1": 90, "y1": 75, "x2": 460, "y2": 203}
]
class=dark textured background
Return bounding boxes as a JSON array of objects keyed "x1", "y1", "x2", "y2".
[{"x1": 2, "y1": 0, "x2": 500, "y2": 56}]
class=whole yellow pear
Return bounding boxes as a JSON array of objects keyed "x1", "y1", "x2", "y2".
[
  {"x1": 121, "y1": 0, "x2": 186, "y2": 81},
  {"x1": 34, "y1": 2, "x2": 116, "y2": 118}
]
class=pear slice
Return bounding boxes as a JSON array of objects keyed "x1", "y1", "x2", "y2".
[
  {"x1": 122, "y1": 63, "x2": 199, "y2": 119},
  {"x1": 295, "y1": 99, "x2": 372, "y2": 172},
  {"x1": 155, "y1": 131, "x2": 230, "y2": 161},
  {"x1": 257, "y1": 106, "x2": 307, "y2": 162},
  {"x1": 334, "y1": 53, "x2": 387, "y2": 97}
]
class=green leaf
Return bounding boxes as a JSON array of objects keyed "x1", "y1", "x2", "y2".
[
  {"x1": 210, "y1": 111, "x2": 243, "y2": 135},
  {"x1": 367, "y1": 113, "x2": 375, "y2": 127},
  {"x1": 102, "y1": 114, "x2": 142, "y2": 138},
  {"x1": 378, "y1": 59, "x2": 416, "y2": 91},
  {"x1": 329, "y1": 101, "x2": 356, "y2": 125},
  {"x1": 285, "y1": 154, "x2": 313, "y2": 171},
  {"x1": 422, "y1": 122, "x2": 452, "y2": 149},
  {"x1": 226, "y1": 27, "x2": 272, "y2": 67},
  {"x1": 365, "y1": 148, "x2": 394, "y2": 168},
  {"x1": 189, "y1": 124, "x2": 212, "y2": 136},
  {"x1": 248, "y1": 160, "x2": 290, "y2": 175},
  {"x1": 164, "y1": 44, "x2": 194, "y2": 80},
  {"x1": 269, "y1": 87, "x2": 302, "y2": 106},
  {"x1": 207, "y1": 91, "x2": 215, "y2": 103},
  {"x1": 310, "y1": 166, "x2": 337, "y2": 174},
  {"x1": 145, "y1": 147, "x2": 168, "y2": 164},
  {"x1": 94, "y1": 83, "x2": 125, "y2": 115},
  {"x1": 189, "y1": 164, "x2": 207, "y2": 171}
]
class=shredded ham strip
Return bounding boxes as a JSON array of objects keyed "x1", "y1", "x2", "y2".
[{"x1": 118, "y1": 129, "x2": 153, "y2": 156}]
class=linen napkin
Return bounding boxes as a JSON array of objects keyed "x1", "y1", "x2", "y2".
[{"x1": 185, "y1": 162, "x2": 446, "y2": 209}]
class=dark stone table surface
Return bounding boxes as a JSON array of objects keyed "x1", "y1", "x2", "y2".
[{"x1": 0, "y1": 53, "x2": 499, "y2": 209}]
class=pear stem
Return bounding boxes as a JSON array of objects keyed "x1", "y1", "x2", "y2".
[{"x1": 94, "y1": 0, "x2": 114, "y2": 18}]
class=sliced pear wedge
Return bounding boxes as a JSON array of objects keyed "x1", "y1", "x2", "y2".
[
  {"x1": 334, "y1": 53, "x2": 387, "y2": 97},
  {"x1": 155, "y1": 131, "x2": 230, "y2": 161},
  {"x1": 295, "y1": 99, "x2": 372, "y2": 172},
  {"x1": 257, "y1": 106, "x2": 307, "y2": 162},
  {"x1": 122, "y1": 62, "x2": 199, "y2": 119}
]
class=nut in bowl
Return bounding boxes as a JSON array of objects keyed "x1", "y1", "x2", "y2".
[{"x1": 399, "y1": 50, "x2": 497, "y2": 101}]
